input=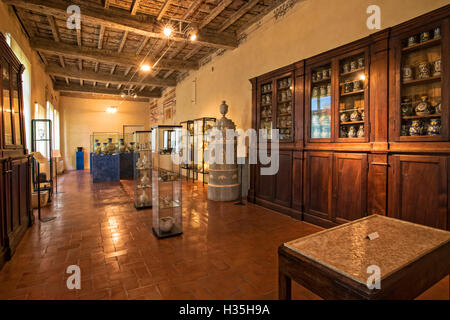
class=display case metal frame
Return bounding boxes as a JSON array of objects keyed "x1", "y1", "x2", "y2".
[
  {"x1": 134, "y1": 130, "x2": 152, "y2": 209},
  {"x1": 180, "y1": 120, "x2": 195, "y2": 182},
  {"x1": 193, "y1": 117, "x2": 216, "y2": 186},
  {"x1": 151, "y1": 125, "x2": 183, "y2": 239}
]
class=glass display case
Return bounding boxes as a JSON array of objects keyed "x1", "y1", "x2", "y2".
[
  {"x1": 193, "y1": 117, "x2": 216, "y2": 185},
  {"x1": 134, "y1": 131, "x2": 152, "y2": 209},
  {"x1": 260, "y1": 81, "x2": 273, "y2": 140},
  {"x1": 336, "y1": 50, "x2": 369, "y2": 141},
  {"x1": 180, "y1": 120, "x2": 195, "y2": 181},
  {"x1": 310, "y1": 63, "x2": 332, "y2": 139},
  {"x1": 90, "y1": 132, "x2": 120, "y2": 154},
  {"x1": 276, "y1": 76, "x2": 294, "y2": 141},
  {"x1": 397, "y1": 25, "x2": 445, "y2": 140},
  {"x1": 31, "y1": 119, "x2": 53, "y2": 199},
  {"x1": 151, "y1": 125, "x2": 183, "y2": 238}
]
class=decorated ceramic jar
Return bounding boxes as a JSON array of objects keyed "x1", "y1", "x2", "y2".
[
  {"x1": 401, "y1": 98, "x2": 413, "y2": 116},
  {"x1": 348, "y1": 126, "x2": 357, "y2": 138},
  {"x1": 340, "y1": 126, "x2": 348, "y2": 138},
  {"x1": 420, "y1": 31, "x2": 430, "y2": 42},
  {"x1": 401, "y1": 124, "x2": 410, "y2": 136},
  {"x1": 433, "y1": 59, "x2": 441, "y2": 76},
  {"x1": 326, "y1": 84, "x2": 331, "y2": 96},
  {"x1": 159, "y1": 217, "x2": 174, "y2": 233},
  {"x1": 340, "y1": 112, "x2": 349, "y2": 122},
  {"x1": 434, "y1": 27, "x2": 441, "y2": 38},
  {"x1": 350, "y1": 110, "x2": 361, "y2": 122},
  {"x1": 358, "y1": 57, "x2": 365, "y2": 69},
  {"x1": 409, "y1": 120, "x2": 423, "y2": 136},
  {"x1": 102, "y1": 142, "x2": 108, "y2": 154},
  {"x1": 320, "y1": 86, "x2": 328, "y2": 97},
  {"x1": 435, "y1": 101, "x2": 442, "y2": 114},
  {"x1": 323, "y1": 68, "x2": 330, "y2": 79},
  {"x1": 312, "y1": 87, "x2": 319, "y2": 98},
  {"x1": 95, "y1": 143, "x2": 102, "y2": 155},
  {"x1": 361, "y1": 110, "x2": 365, "y2": 121},
  {"x1": 320, "y1": 126, "x2": 330, "y2": 139},
  {"x1": 128, "y1": 142, "x2": 136, "y2": 153},
  {"x1": 415, "y1": 96, "x2": 433, "y2": 116},
  {"x1": 417, "y1": 61, "x2": 431, "y2": 79},
  {"x1": 141, "y1": 171, "x2": 150, "y2": 186},
  {"x1": 107, "y1": 138, "x2": 116, "y2": 154},
  {"x1": 357, "y1": 125, "x2": 364, "y2": 138},
  {"x1": 401, "y1": 65, "x2": 414, "y2": 81},
  {"x1": 316, "y1": 71, "x2": 323, "y2": 81},
  {"x1": 344, "y1": 81, "x2": 353, "y2": 93},
  {"x1": 343, "y1": 63, "x2": 350, "y2": 73},
  {"x1": 427, "y1": 118, "x2": 441, "y2": 136},
  {"x1": 350, "y1": 60, "x2": 357, "y2": 71},
  {"x1": 353, "y1": 79, "x2": 362, "y2": 91},
  {"x1": 407, "y1": 36, "x2": 417, "y2": 47}
]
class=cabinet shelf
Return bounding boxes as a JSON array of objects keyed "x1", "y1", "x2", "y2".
[
  {"x1": 402, "y1": 37, "x2": 441, "y2": 53},
  {"x1": 402, "y1": 75, "x2": 441, "y2": 86},
  {"x1": 402, "y1": 113, "x2": 441, "y2": 120},
  {"x1": 340, "y1": 67, "x2": 365, "y2": 77},
  {"x1": 312, "y1": 78, "x2": 331, "y2": 85},
  {"x1": 341, "y1": 90, "x2": 365, "y2": 97},
  {"x1": 340, "y1": 121, "x2": 364, "y2": 125}
]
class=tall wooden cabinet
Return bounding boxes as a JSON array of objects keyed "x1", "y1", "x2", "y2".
[
  {"x1": 249, "y1": 5, "x2": 450, "y2": 231},
  {"x1": 0, "y1": 33, "x2": 32, "y2": 270}
]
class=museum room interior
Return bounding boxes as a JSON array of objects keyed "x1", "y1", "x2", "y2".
[{"x1": 0, "y1": 0, "x2": 449, "y2": 301}]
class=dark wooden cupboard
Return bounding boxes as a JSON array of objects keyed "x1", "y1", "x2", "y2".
[
  {"x1": 0, "y1": 33, "x2": 32, "y2": 270},
  {"x1": 249, "y1": 5, "x2": 450, "y2": 231}
]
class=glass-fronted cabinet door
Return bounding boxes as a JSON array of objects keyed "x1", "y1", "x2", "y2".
[
  {"x1": 1, "y1": 57, "x2": 13, "y2": 146},
  {"x1": 335, "y1": 49, "x2": 369, "y2": 142},
  {"x1": 307, "y1": 62, "x2": 332, "y2": 141},
  {"x1": 391, "y1": 19, "x2": 448, "y2": 141},
  {"x1": 12, "y1": 70, "x2": 22, "y2": 146},
  {"x1": 275, "y1": 75, "x2": 294, "y2": 141},
  {"x1": 259, "y1": 80, "x2": 273, "y2": 140}
]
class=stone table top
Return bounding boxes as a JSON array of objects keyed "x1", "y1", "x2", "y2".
[{"x1": 284, "y1": 215, "x2": 450, "y2": 285}]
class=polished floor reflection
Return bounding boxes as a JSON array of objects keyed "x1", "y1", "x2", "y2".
[{"x1": 0, "y1": 171, "x2": 447, "y2": 300}]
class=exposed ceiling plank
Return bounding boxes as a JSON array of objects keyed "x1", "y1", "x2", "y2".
[
  {"x1": 218, "y1": 0, "x2": 260, "y2": 32},
  {"x1": 157, "y1": 0, "x2": 172, "y2": 21},
  {"x1": 47, "y1": 15, "x2": 60, "y2": 42},
  {"x1": 59, "y1": 56, "x2": 65, "y2": 67},
  {"x1": 237, "y1": 0, "x2": 286, "y2": 34},
  {"x1": 5, "y1": 0, "x2": 237, "y2": 49},
  {"x1": 31, "y1": 38, "x2": 199, "y2": 71},
  {"x1": 184, "y1": 46, "x2": 202, "y2": 60},
  {"x1": 54, "y1": 83, "x2": 162, "y2": 98},
  {"x1": 130, "y1": 0, "x2": 142, "y2": 15},
  {"x1": 182, "y1": 0, "x2": 203, "y2": 20},
  {"x1": 118, "y1": 31, "x2": 128, "y2": 53},
  {"x1": 98, "y1": 25, "x2": 105, "y2": 49},
  {"x1": 60, "y1": 91, "x2": 150, "y2": 102},
  {"x1": 104, "y1": 0, "x2": 110, "y2": 8},
  {"x1": 46, "y1": 65, "x2": 177, "y2": 87},
  {"x1": 199, "y1": 0, "x2": 233, "y2": 29},
  {"x1": 163, "y1": 70, "x2": 174, "y2": 79},
  {"x1": 136, "y1": 36, "x2": 150, "y2": 55}
]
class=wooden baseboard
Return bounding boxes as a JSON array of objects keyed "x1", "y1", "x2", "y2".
[
  {"x1": 303, "y1": 212, "x2": 337, "y2": 228},
  {"x1": 254, "y1": 197, "x2": 303, "y2": 220}
]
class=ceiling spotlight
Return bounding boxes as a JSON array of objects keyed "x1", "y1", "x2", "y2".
[
  {"x1": 163, "y1": 25, "x2": 173, "y2": 37},
  {"x1": 106, "y1": 106, "x2": 118, "y2": 114},
  {"x1": 190, "y1": 33, "x2": 197, "y2": 42},
  {"x1": 141, "y1": 64, "x2": 151, "y2": 72},
  {"x1": 120, "y1": 91, "x2": 126, "y2": 99},
  {"x1": 360, "y1": 74, "x2": 366, "y2": 81}
]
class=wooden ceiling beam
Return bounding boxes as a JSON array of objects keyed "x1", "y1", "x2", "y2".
[
  {"x1": 199, "y1": 0, "x2": 233, "y2": 29},
  {"x1": 46, "y1": 65, "x2": 177, "y2": 87},
  {"x1": 118, "y1": 31, "x2": 128, "y2": 54},
  {"x1": 157, "y1": 0, "x2": 173, "y2": 21},
  {"x1": 5, "y1": 0, "x2": 237, "y2": 50},
  {"x1": 47, "y1": 15, "x2": 60, "y2": 42},
  {"x1": 104, "y1": 0, "x2": 110, "y2": 8},
  {"x1": 54, "y1": 83, "x2": 162, "y2": 98},
  {"x1": 182, "y1": 0, "x2": 203, "y2": 20},
  {"x1": 130, "y1": 0, "x2": 142, "y2": 15},
  {"x1": 98, "y1": 25, "x2": 105, "y2": 49},
  {"x1": 218, "y1": 0, "x2": 260, "y2": 32},
  {"x1": 31, "y1": 38, "x2": 199, "y2": 71}
]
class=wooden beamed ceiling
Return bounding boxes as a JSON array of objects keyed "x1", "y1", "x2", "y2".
[{"x1": 4, "y1": 0, "x2": 289, "y2": 99}]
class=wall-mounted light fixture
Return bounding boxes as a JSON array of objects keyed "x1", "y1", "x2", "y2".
[{"x1": 106, "y1": 106, "x2": 118, "y2": 114}]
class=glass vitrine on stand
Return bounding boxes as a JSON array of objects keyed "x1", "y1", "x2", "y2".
[
  {"x1": 31, "y1": 119, "x2": 53, "y2": 200},
  {"x1": 180, "y1": 120, "x2": 195, "y2": 182},
  {"x1": 193, "y1": 117, "x2": 216, "y2": 185},
  {"x1": 134, "y1": 130, "x2": 152, "y2": 209},
  {"x1": 152, "y1": 125, "x2": 183, "y2": 238}
]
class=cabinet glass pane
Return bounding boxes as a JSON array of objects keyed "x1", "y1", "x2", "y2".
[
  {"x1": 276, "y1": 76, "x2": 293, "y2": 140},
  {"x1": 2, "y1": 59, "x2": 12, "y2": 145},
  {"x1": 12, "y1": 71, "x2": 21, "y2": 145},
  {"x1": 400, "y1": 26, "x2": 442, "y2": 137},
  {"x1": 260, "y1": 81, "x2": 273, "y2": 139},
  {"x1": 338, "y1": 53, "x2": 366, "y2": 138},
  {"x1": 310, "y1": 64, "x2": 331, "y2": 139}
]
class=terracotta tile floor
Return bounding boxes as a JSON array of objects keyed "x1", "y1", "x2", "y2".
[{"x1": 0, "y1": 170, "x2": 448, "y2": 300}]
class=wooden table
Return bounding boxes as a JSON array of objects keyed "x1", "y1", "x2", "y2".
[{"x1": 279, "y1": 215, "x2": 450, "y2": 300}]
